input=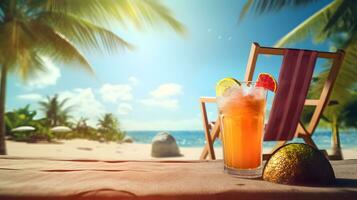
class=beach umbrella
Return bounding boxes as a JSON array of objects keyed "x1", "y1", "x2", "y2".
[
  {"x1": 51, "y1": 126, "x2": 72, "y2": 133},
  {"x1": 11, "y1": 126, "x2": 35, "y2": 132}
]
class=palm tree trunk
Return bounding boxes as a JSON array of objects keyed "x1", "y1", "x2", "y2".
[
  {"x1": 0, "y1": 64, "x2": 8, "y2": 155},
  {"x1": 54, "y1": 113, "x2": 57, "y2": 126},
  {"x1": 331, "y1": 117, "x2": 343, "y2": 160}
]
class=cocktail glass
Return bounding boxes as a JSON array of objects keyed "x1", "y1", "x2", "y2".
[{"x1": 217, "y1": 84, "x2": 266, "y2": 178}]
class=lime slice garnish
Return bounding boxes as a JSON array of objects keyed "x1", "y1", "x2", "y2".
[{"x1": 216, "y1": 77, "x2": 241, "y2": 96}]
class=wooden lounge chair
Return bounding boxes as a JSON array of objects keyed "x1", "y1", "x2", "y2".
[{"x1": 199, "y1": 42, "x2": 345, "y2": 160}]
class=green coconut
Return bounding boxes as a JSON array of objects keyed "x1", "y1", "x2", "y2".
[{"x1": 263, "y1": 143, "x2": 335, "y2": 185}]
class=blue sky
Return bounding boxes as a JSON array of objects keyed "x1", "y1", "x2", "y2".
[{"x1": 7, "y1": 0, "x2": 333, "y2": 130}]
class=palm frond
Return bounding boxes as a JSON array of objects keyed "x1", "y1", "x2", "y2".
[
  {"x1": 239, "y1": 0, "x2": 318, "y2": 20},
  {"x1": 275, "y1": 0, "x2": 342, "y2": 47},
  {"x1": 22, "y1": 20, "x2": 93, "y2": 73},
  {"x1": 38, "y1": 12, "x2": 132, "y2": 54},
  {"x1": 61, "y1": 105, "x2": 74, "y2": 115},
  {"x1": 58, "y1": 97, "x2": 70, "y2": 109},
  {"x1": 1, "y1": 0, "x2": 185, "y2": 83},
  {"x1": 311, "y1": 39, "x2": 357, "y2": 119},
  {"x1": 16, "y1": 50, "x2": 47, "y2": 81},
  {"x1": 139, "y1": 0, "x2": 186, "y2": 34},
  {"x1": 38, "y1": 101, "x2": 49, "y2": 111},
  {"x1": 0, "y1": 18, "x2": 92, "y2": 78},
  {"x1": 239, "y1": 0, "x2": 253, "y2": 21},
  {"x1": 341, "y1": 94, "x2": 357, "y2": 128},
  {"x1": 0, "y1": 20, "x2": 47, "y2": 80},
  {"x1": 39, "y1": 0, "x2": 121, "y2": 25},
  {"x1": 40, "y1": 0, "x2": 185, "y2": 34},
  {"x1": 0, "y1": 20, "x2": 32, "y2": 67},
  {"x1": 323, "y1": 0, "x2": 356, "y2": 37}
]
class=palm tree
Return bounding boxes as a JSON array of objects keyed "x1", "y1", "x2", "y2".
[
  {"x1": 97, "y1": 113, "x2": 119, "y2": 131},
  {"x1": 5, "y1": 104, "x2": 37, "y2": 133},
  {"x1": 76, "y1": 117, "x2": 89, "y2": 130},
  {"x1": 240, "y1": 0, "x2": 357, "y2": 156},
  {"x1": 38, "y1": 94, "x2": 72, "y2": 127},
  {"x1": 0, "y1": 0, "x2": 185, "y2": 154},
  {"x1": 97, "y1": 113, "x2": 124, "y2": 141},
  {"x1": 74, "y1": 117, "x2": 90, "y2": 136}
]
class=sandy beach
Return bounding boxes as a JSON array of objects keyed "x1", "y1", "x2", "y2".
[
  {"x1": 6, "y1": 139, "x2": 222, "y2": 160},
  {"x1": 5, "y1": 139, "x2": 357, "y2": 160}
]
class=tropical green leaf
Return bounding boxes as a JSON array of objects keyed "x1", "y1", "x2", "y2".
[
  {"x1": 38, "y1": 94, "x2": 73, "y2": 126},
  {"x1": 139, "y1": 0, "x2": 186, "y2": 34},
  {"x1": 4, "y1": 104, "x2": 38, "y2": 131},
  {"x1": 341, "y1": 93, "x2": 357, "y2": 128},
  {"x1": 0, "y1": 0, "x2": 185, "y2": 80},
  {"x1": 23, "y1": 20, "x2": 94, "y2": 73},
  {"x1": 239, "y1": 0, "x2": 253, "y2": 21},
  {"x1": 38, "y1": 12, "x2": 132, "y2": 55},
  {"x1": 239, "y1": 0, "x2": 318, "y2": 20},
  {"x1": 323, "y1": 0, "x2": 357, "y2": 37},
  {"x1": 275, "y1": 0, "x2": 342, "y2": 47},
  {"x1": 40, "y1": 0, "x2": 186, "y2": 34},
  {"x1": 311, "y1": 38, "x2": 357, "y2": 121}
]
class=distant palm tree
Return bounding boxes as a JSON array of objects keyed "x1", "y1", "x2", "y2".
[
  {"x1": 76, "y1": 117, "x2": 89, "y2": 130},
  {"x1": 75, "y1": 117, "x2": 90, "y2": 135},
  {"x1": 97, "y1": 113, "x2": 124, "y2": 141},
  {"x1": 5, "y1": 104, "x2": 37, "y2": 132},
  {"x1": 97, "y1": 113, "x2": 120, "y2": 132},
  {"x1": 0, "y1": 0, "x2": 185, "y2": 154},
  {"x1": 240, "y1": 0, "x2": 357, "y2": 156},
  {"x1": 39, "y1": 94, "x2": 72, "y2": 127}
]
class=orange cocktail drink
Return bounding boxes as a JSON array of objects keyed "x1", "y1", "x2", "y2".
[{"x1": 217, "y1": 85, "x2": 266, "y2": 177}]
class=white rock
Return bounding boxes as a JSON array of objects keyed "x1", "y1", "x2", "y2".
[
  {"x1": 122, "y1": 136, "x2": 134, "y2": 143},
  {"x1": 151, "y1": 132, "x2": 181, "y2": 157}
]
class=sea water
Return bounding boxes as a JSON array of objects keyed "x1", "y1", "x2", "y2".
[{"x1": 126, "y1": 130, "x2": 357, "y2": 149}]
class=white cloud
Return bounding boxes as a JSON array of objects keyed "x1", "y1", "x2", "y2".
[
  {"x1": 139, "y1": 83, "x2": 183, "y2": 111},
  {"x1": 99, "y1": 84, "x2": 133, "y2": 103},
  {"x1": 59, "y1": 88, "x2": 105, "y2": 125},
  {"x1": 128, "y1": 76, "x2": 139, "y2": 86},
  {"x1": 139, "y1": 98, "x2": 179, "y2": 111},
  {"x1": 17, "y1": 93, "x2": 43, "y2": 101},
  {"x1": 121, "y1": 118, "x2": 201, "y2": 130},
  {"x1": 117, "y1": 103, "x2": 133, "y2": 115},
  {"x1": 27, "y1": 57, "x2": 61, "y2": 88},
  {"x1": 149, "y1": 83, "x2": 183, "y2": 98}
]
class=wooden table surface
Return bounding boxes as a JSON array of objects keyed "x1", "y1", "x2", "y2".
[{"x1": 0, "y1": 156, "x2": 357, "y2": 200}]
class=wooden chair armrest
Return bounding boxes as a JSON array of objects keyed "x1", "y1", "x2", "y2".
[
  {"x1": 304, "y1": 99, "x2": 338, "y2": 106},
  {"x1": 199, "y1": 97, "x2": 216, "y2": 103},
  {"x1": 201, "y1": 98, "x2": 338, "y2": 105},
  {"x1": 201, "y1": 97, "x2": 338, "y2": 105}
]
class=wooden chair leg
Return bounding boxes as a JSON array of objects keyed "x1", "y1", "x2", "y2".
[
  {"x1": 301, "y1": 135, "x2": 318, "y2": 149},
  {"x1": 263, "y1": 154, "x2": 271, "y2": 160},
  {"x1": 200, "y1": 102, "x2": 216, "y2": 160},
  {"x1": 200, "y1": 121, "x2": 220, "y2": 160}
]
